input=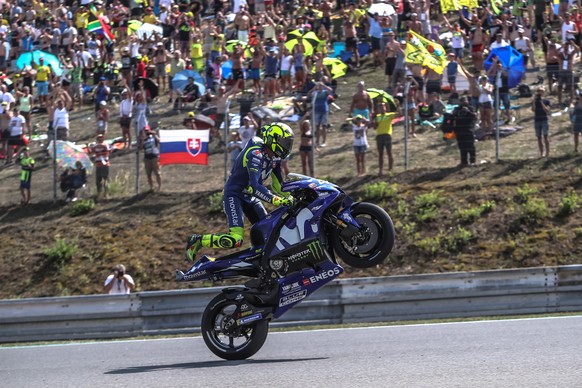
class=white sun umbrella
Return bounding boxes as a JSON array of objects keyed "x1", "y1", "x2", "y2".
[
  {"x1": 368, "y1": 2, "x2": 396, "y2": 17},
  {"x1": 136, "y1": 23, "x2": 163, "y2": 39}
]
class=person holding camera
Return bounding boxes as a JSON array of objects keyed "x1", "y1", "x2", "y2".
[
  {"x1": 452, "y1": 96, "x2": 478, "y2": 166},
  {"x1": 104, "y1": 264, "x2": 135, "y2": 295},
  {"x1": 532, "y1": 86, "x2": 551, "y2": 157}
]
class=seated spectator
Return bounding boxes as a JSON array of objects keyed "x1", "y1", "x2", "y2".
[
  {"x1": 60, "y1": 161, "x2": 87, "y2": 202},
  {"x1": 174, "y1": 76, "x2": 201, "y2": 110}
]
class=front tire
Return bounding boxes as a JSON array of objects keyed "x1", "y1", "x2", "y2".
[
  {"x1": 331, "y1": 202, "x2": 395, "y2": 268},
  {"x1": 201, "y1": 294, "x2": 269, "y2": 360}
]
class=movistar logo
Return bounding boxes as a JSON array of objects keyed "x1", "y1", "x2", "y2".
[{"x1": 308, "y1": 241, "x2": 323, "y2": 260}]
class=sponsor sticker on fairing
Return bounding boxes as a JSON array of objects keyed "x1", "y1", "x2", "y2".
[
  {"x1": 182, "y1": 270, "x2": 207, "y2": 280},
  {"x1": 237, "y1": 313, "x2": 262, "y2": 325},
  {"x1": 308, "y1": 267, "x2": 341, "y2": 284},
  {"x1": 279, "y1": 289, "x2": 307, "y2": 307},
  {"x1": 282, "y1": 281, "x2": 302, "y2": 294}
]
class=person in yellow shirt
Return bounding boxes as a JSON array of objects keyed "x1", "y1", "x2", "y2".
[
  {"x1": 143, "y1": 7, "x2": 158, "y2": 24},
  {"x1": 372, "y1": 102, "x2": 398, "y2": 176},
  {"x1": 75, "y1": 6, "x2": 89, "y2": 37},
  {"x1": 35, "y1": 57, "x2": 52, "y2": 107},
  {"x1": 190, "y1": 34, "x2": 204, "y2": 73}
]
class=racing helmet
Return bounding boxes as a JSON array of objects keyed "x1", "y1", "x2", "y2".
[{"x1": 262, "y1": 122, "x2": 294, "y2": 159}]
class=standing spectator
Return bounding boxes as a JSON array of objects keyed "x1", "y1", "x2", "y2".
[
  {"x1": 373, "y1": 102, "x2": 397, "y2": 176},
  {"x1": 68, "y1": 60, "x2": 84, "y2": 111},
  {"x1": 18, "y1": 147, "x2": 34, "y2": 205},
  {"x1": 368, "y1": 13, "x2": 383, "y2": 67},
  {"x1": 227, "y1": 131, "x2": 243, "y2": 172},
  {"x1": 14, "y1": 86, "x2": 33, "y2": 140},
  {"x1": 446, "y1": 53, "x2": 459, "y2": 93},
  {"x1": 350, "y1": 81, "x2": 373, "y2": 120},
  {"x1": 384, "y1": 30, "x2": 400, "y2": 87},
  {"x1": 238, "y1": 115, "x2": 258, "y2": 148},
  {"x1": 560, "y1": 13, "x2": 578, "y2": 43},
  {"x1": 405, "y1": 75, "x2": 419, "y2": 137},
  {"x1": 48, "y1": 87, "x2": 73, "y2": 143},
  {"x1": 88, "y1": 134, "x2": 111, "y2": 197},
  {"x1": 478, "y1": 76, "x2": 494, "y2": 134},
  {"x1": 570, "y1": 94, "x2": 582, "y2": 153},
  {"x1": 234, "y1": 5, "x2": 252, "y2": 43},
  {"x1": 299, "y1": 113, "x2": 314, "y2": 176},
  {"x1": 104, "y1": 264, "x2": 135, "y2": 295},
  {"x1": 343, "y1": 18, "x2": 360, "y2": 68},
  {"x1": 168, "y1": 50, "x2": 186, "y2": 103},
  {"x1": 153, "y1": 42, "x2": 168, "y2": 91},
  {"x1": 311, "y1": 81, "x2": 333, "y2": 148},
  {"x1": 487, "y1": 58, "x2": 511, "y2": 123},
  {"x1": 6, "y1": 107, "x2": 26, "y2": 165},
  {"x1": 96, "y1": 101, "x2": 109, "y2": 136},
  {"x1": 532, "y1": 86, "x2": 551, "y2": 157},
  {"x1": 514, "y1": 28, "x2": 533, "y2": 68},
  {"x1": 93, "y1": 77, "x2": 110, "y2": 115},
  {"x1": 557, "y1": 39, "x2": 579, "y2": 105},
  {"x1": 141, "y1": 126, "x2": 162, "y2": 191},
  {"x1": 352, "y1": 115, "x2": 369, "y2": 176},
  {"x1": 133, "y1": 81, "x2": 149, "y2": 140},
  {"x1": 119, "y1": 89, "x2": 133, "y2": 149},
  {"x1": 35, "y1": 57, "x2": 52, "y2": 108},
  {"x1": 452, "y1": 97, "x2": 478, "y2": 166}
]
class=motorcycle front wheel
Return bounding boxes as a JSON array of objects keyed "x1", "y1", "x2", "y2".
[
  {"x1": 331, "y1": 202, "x2": 395, "y2": 268},
  {"x1": 201, "y1": 294, "x2": 269, "y2": 360}
]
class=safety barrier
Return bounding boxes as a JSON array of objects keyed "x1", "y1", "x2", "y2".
[{"x1": 1, "y1": 265, "x2": 581, "y2": 343}]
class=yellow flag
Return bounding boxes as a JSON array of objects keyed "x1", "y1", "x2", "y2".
[
  {"x1": 405, "y1": 30, "x2": 447, "y2": 74},
  {"x1": 441, "y1": 0, "x2": 461, "y2": 13},
  {"x1": 459, "y1": 0, "x2": 478, "y2": 9}
]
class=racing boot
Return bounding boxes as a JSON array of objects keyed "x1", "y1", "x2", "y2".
[{"x1": 185, "y1": 234, "x2": 203, "y2": 262}]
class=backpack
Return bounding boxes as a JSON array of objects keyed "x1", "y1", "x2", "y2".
[
  {"x1": 441, "y1": 112, "x2": 456, "y2": 133},
  {"x1": 518, "y1": 84, "x2": 532, "y2": 98}
]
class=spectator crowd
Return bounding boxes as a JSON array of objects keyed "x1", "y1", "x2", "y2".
[{"x1": 1, "y1": 0, "x2": 582, "y2": 202}]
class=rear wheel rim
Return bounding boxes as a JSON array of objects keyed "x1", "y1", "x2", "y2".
[{"x1": 208, "y1": 302, "x2": 253, "y2": 352}]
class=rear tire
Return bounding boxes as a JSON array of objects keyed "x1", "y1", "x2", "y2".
[
  {"x1": 201, "y1": 294, "x2": 269, "y2": 360},
  {"x1": 331, "y1": 202, "x2": 395, "y2": 268}
]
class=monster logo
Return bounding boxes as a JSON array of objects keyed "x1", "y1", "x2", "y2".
[{"x1": 307, "y1": 240, "x2": 323, "y2": 260}]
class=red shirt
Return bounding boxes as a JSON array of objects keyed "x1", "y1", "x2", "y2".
[
  {"x1": 92, "y1": 143, "x2": 110, "y2": 167},
  {"x1": 136, "y1": 61, "x2": 147, "y2": 78}
]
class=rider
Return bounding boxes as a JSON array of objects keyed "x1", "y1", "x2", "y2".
[{"x1": 186, "y1": 122, "x2": 295, "y2": 262}]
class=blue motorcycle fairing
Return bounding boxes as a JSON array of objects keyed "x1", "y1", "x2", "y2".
[{"x1": 273, "y1": 260, "x2": 344, "y2": 318}]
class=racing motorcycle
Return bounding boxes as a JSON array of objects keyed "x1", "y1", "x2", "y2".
[{"x1": 176, "y1": 174, "x2": 395, "y2": 360}]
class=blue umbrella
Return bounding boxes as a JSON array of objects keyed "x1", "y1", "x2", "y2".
[
  {"x1": 16, "y1": 50, "x2": 63, "y2": 77},
  {"x1": 221, "y1": 60, "x2": 232, "y2": 80},
  {"x1": 484, "y1": 46, "x2": 525, "y2": 89},
  {"x1": 171, "y1": 70, "x2": 206, "y2": 95}
]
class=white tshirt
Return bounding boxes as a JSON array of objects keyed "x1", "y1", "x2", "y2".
[
  {"x1": 53, "y1": 107, "x2": 69, "y2": 129},
  {"x1": 280, "y1": 55, "x2": 293, "y2": 71},
  {"x1": 352, "y1": 124, "x2": 368, "y2": 147},
  {"x1": 119, "y1": 98, "x2": 133, "y2": 117},
  {"x1": 9, "y1": 115, "x2": 26, "y2": 136},
  {"x1": 104, "y1": 275, "x2": 135, "y2": 294},
  {"x1": 0, "y1": 92, "x2": 15, "y2": 113},
  {"x1": 238, "y1": 125, "x2": 256, "y2": 148},
  {"x1": 514, "y1": 37, "x2": 529, "y2": 51},
  {"x1": 561, "y1": 21, "x2": 576, "y2": 43},
  {"x1": 451, "y1": 31, "x2": 464, "y2": 49},
  {"x1": 489, "y1": 40, "x2": 509, "y2": 50}
]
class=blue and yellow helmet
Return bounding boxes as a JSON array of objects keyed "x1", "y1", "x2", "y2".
[{"x1": 262, "y1": 122, "x2": 294, "y2": 159}]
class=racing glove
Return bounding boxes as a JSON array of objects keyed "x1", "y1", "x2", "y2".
[{"x1": 272, "y1": 195, "x2": 295, "y2": 207}]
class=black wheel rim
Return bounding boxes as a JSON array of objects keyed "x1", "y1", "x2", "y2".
[{"x1": 208, "y1": 302, "x2": 253, "y2": 352}]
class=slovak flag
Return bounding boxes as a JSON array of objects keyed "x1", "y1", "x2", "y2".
[{"x1": 159, "y1": 129, "x2": 209, "y2": 166}]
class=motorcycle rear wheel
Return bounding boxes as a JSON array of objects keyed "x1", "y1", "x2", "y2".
[
  {"x1": 331, "y1": 202, "x2": 395, "y2": 268},
  {"x1": 201, "y1": 294, "x2": 269, "y2": 360}
]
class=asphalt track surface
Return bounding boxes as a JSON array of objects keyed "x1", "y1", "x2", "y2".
[{"x1": 2, "y1": 315, "x2": 581, "y2": 388}]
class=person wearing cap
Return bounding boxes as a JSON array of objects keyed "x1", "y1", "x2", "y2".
[
  {"x1": 88, "y1": 134, "x2": 111, "y2": 197},
  {"x1": 93, "y1": 77, "x2": 110, "y2": 115},
  {"x1": 14, "y1": 86, "x2": 34, "y2": 140},
  {"x1": 514, "y1": 28, "x2": 533, "y2": 68},
  {"x1": 18, "y1": 146, "x2": 34, "y2": 205},
  {"x1": 478, "y1": 75, "x2": 494, "y2": 134},
  {"x1": 143, "y1": 7, "x2": 158, "y2": 24},
  {"x1": 443, "y1": 17, "x2": 466, "y2": 61},
  {"x1": 175, "y1": 76, "x2": 201, "y2": 110},
  {"x1": 489, "y1": 33, "x2": 509, "y2": 50},
  {"x1": 238, "y1": 114, "x2": 258, "y2": 148},
  {"x1": 35, "y1": 57, "x2": 52, "y2": 108},
  {"x1": 120, "y1": 46, "x2": 133, "y2": 86}
]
